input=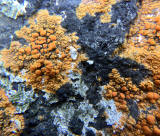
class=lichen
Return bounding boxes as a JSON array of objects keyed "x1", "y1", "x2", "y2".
[
  {"x1": 0, "y1": 58, "x2": 35, "y2": 113},
  {"x1": 0, "y1": 88, "x2": 24, "y2": 136},
  {"x1": 76, "y1": 0, "x2": 117, "y2": 23},
  {"x1": 116, "y1": 1, "x2": 160, "y2": 134},
  {"x1": 103, "y1": 68, "x2": 160, "y2": 135},
  {"x1": 0, "y1": 9, "x2": 87, "y2": 93},
  {"x1": 104, "y1": 69, "x2": 136, "y2": 111},
  {"x1": 0, "y1": 0, "x2": 28, "y2": 19}
]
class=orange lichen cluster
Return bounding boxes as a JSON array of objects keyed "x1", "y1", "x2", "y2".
[
  {"x1": 120, "y1": 46, "x2": 160, "y2": 88},
  {"x1": 104, "y1": 69, "x2": 160, "y2": 135},
  {"x1": 119, "y1": 0, "x2": 160, "y2": 67},
  {"x1": 0, "y1": 88, "x2": 24, "y2": 136},
  {"x1": 119, "y1": 0, "x2": 160, "y2": 71},
  {"x1": 104, "y1": 69, "x2": 139, "y2": 112},
  {"x1": 76, "y1": 0, "x2": 117, "y2": 23},
  {"x1": 125, "y1": 0, "x2": 160, "y2": 49},
  {"x1": 137, "y1": 110, "x2": 160, "y2": 136},
  {"x1": 0, "y1": 41, "x2": 23, "y2": 72},
  {"x1": 0, "y1": 10, "x2": 87, "y2": 93},
  {"x1": 117, "y1": 110, "x2": 160, "y2": 136},
  {"x1": 116, "y1": 1, "x2": 160, "y2": 134}
]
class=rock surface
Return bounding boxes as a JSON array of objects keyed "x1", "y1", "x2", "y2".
[{"x1": 0, "y1": 0, "x2": 160, "y2": 136}]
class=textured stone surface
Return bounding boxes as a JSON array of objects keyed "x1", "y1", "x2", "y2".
[{"x1": 0, "y1": 0, "x2": 157, "y2": 136}]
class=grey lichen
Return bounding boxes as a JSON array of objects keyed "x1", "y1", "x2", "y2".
[
  {"x1": 98, "y1": 98, "x2": 122, "y2": 127},
  {"x1": 50, "y1": 100, "x2": 98, "y2": 136},
  {"x1": 0, "y1": 0, "x2": 28, "y2": 19},
  {"x1": 68, "y1": 71, "x2": 89, "y2": 97},
  {"x1": 0, "y1": 60, "x2": 35, "y2": 113}
]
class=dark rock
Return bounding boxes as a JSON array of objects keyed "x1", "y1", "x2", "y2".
[
  {"x1": 80, "y1": 51, "x2": 150, "y2": 86},
  {"x1": 86, "y1": 85, "x2": 102, "y2": 105},
  {"x1": 0, "y1": 15, "x2": 24, "y2": 49},
  {"x1": 21, "y1": 92, "x2": 58, "y2": 136},
  {"x1": 25, "y1": 0, "x2": 44, "y2": 17},
  {"x1": 86, "y1": 129, "x2": 96, "y2": 136},
  {"x1": 127, "y1": 99, "x2": 139, "y2": 121},
  {"x1": 69, "y1": 116, "x2": 84, "y2": 135},
  {"x1": 12, "y1": 82, "x2": 19, "y2": 91},
  {"x1": 89, "y1": 108, "x2": 107, "y2": 130},
  {"x1": 56, "y1": 83, "x2": 74, "y2": 102}
]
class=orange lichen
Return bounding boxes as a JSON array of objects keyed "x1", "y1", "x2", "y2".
[
  {"x1": 104, "y1": 69, "x2": 140, "y2": 110},
  {"x1": 1, "y1": 41, "x2": 24, "y2": 72},
  {"x1": 103, "y1": 69, "x2": 160, "y2": 135},
  {"x1": 153, "y1": 126, "x2": 160, "y2": 136},
  {"x1": 142, "y1": 126, "x2": 152, "y2": 135},
  {"x1": 146, "y1": 92, "x2": 159, "y2": 102},
  {"x1": 139, "y1": 80, "x2": 154, "y2": 91},
  {"x1": 0, "y1": 10, "x2": 87, "y2": 93},
  {"x1": 119, "y1": 0, "x2": 160, "y2": 75},
  {"x1": 0, "y1": 88, "x2": 24, "y2": 136},
  {"x1": 104, "y1": 68, "x2": 139, "y2": 117},
  {"x1": 114, "y1": 1, "x2": 160, "y2": 134},
  {"x1": 146, "y1": 115, "x2": 156, "y2": 125},
  {"x1": 76, "y1": 0, "x2": 117, "y2": 23}
]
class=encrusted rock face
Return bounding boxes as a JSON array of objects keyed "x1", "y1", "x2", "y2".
[
  {"x1": 76, "y1": 0, "x2": 117, "y2": 23},
  {"x1": 1, "y1": 0, "x2": 160, "y2": 136},
  {"x1": 1, "y1": 9, "x2": 87, "y2": 93},
  {"x1": 0, "y1": 88, "x2": 24, "y2": 136}
]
